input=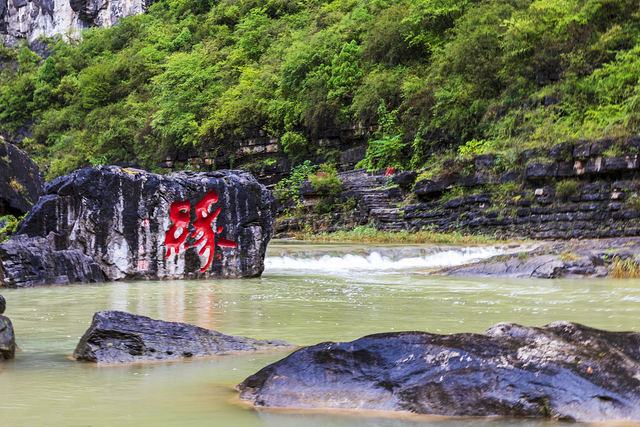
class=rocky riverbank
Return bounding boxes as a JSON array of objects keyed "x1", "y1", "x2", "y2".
[
  {"x1": 434, "y1": 237, "x2": 640, "y2": 279},
  {"x1": 276, "y1": 138, "x2": 640, "y2": 242}
]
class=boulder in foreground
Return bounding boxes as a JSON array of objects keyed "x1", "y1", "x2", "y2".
[
  {"x1": 238, "y1": 321, "x2": 640, "y2": 422},
  {"x1": 74, "y1": 311, "x2": 295, "y2": 363}
]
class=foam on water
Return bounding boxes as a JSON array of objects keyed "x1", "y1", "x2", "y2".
[{"x1": 265, "y1": 246, "x2": 503, "y2": 272}]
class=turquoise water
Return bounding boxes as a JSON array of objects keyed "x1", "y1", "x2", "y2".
[{"x1": 0, "y1": 242, "x2": 638, "y2": 426}]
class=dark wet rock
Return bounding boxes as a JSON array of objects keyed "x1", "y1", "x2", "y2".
[
  {"x1": 573, "y1": 141, "x2": 592, "y2": 158},
  {"x1": 237, "y1": 321, "x2": 640, "y2": 422},
  {"x1": 473, "y1": 154, "x2": 495, "y2": 170},
  {"x1": 549, "y1": 142, "x2": 573, "y2": 160},
  {"x1": 0, "y1": 234, "x2": 105, "y2": 287},
  {"x1": 0, "y1": 314, "x2": 15, "y2": 360},
  {"x1": 74, "y1": 310, "x2": 295, "y2": 364},
  {"x1": 0, "y1": 142, "x2": 44, "y2": 217},
  {"x1": 414, "y1": 175, "x2": 457, "y2": 197},
  {"x1": 446, "y1": 255, "x2": 565, "y2": 278},
  {"x1": 0, "y1": 166, "x2": 276, "y2": 287},
  {"x1": 498, "y1": 169, "x2": 520, "y2": 183},
  {"x1": 525, "y1": 162, "x2": 556, "y2": 180},
  {"x1": 413, "y1": 179, "x2": 444, "y2": 196},
  {"x1": 391, "y1": 171, "x2": 417, "y2": 188},
  {"x1": 0, "y1": 295, "x2": 16, "y2": 360}
]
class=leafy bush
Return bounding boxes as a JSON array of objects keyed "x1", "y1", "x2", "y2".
[
  {"x1": 458, "y1": 139, "x2": 486, "y2": 158},
  {"x1": 280, "y1": 131, "x2": 308, "y2": 158},
  {"x1": 308, "y1": 163, "x2": 342, "y2": 195},
  {"x1": 274, "y1": 160, "x2": 317, "y2": 204},
  {"x1": 0, "y1": 214, "x2": 24, "y2": 242},
  {"x1": 0, "y1": 0, "x2": 638, "y2": 179}
]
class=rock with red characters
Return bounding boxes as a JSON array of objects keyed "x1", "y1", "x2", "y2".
[{"x1": 0, "y1": 166, "x2": 276, "y2": 286}]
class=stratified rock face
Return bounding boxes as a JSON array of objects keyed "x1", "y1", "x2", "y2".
[
  {"x1": 0, "y1": 166, "x2": 276, "y2": 287},
  {"x1": 0, "y1": 141, "x2": 44, "y2": 217},
  {"x1": 238, "y1": 321, "x2": 640, "y2": 422},
  {"x1": 0, "y1": 0, "x2": 152, "y2": 41},
  {"x1": 74, "y1": 310, "x2": 295, "y2": 363},
  {"x1": 0, "y1": 315, "x2": 16, "y2": 360}
]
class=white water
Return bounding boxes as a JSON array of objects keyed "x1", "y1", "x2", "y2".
[{"x1": 265, "y1": 246, "x2": 504, "y2": 272}]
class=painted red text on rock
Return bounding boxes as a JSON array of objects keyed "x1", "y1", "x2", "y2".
[
  {"x1": 164, "y1": 201, "x2": 191, "y2": 257},
  {"x1": 164, "y1": 190, "x2": 237, "y2": 273}
]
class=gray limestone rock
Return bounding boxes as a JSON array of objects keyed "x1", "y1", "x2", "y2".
[
  {"x1": 0, "y1": 0, "x2": 152, "y2": 41},
  {"x1": 445, "y1": 255, "x2": 565, "y2": 278},
  {"x1": 238, "y1": 321, "x2": 640, "y2": 422},
  {"x1": 74, "y1": 310, "x2": 296, "y2": 363},
  {"x1": 0, "y1": 166, "x2": 276, "y2": 287}
]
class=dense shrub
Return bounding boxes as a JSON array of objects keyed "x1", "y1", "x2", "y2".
[{"x1": 0, "y1": 0, "x2": 638, "y2": 178}]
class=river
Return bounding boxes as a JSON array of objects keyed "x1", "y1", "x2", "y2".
[{"x1": 0, "y1": 241, "x2": 638, "y2": 426}]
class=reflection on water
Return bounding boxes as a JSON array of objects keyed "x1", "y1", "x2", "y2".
[{"x1": 0, "y1": 241, "x2": 637, "y2": 426}]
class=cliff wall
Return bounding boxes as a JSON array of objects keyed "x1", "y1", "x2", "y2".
[{"x1": 0, "y1": 0, "x2": 151, "y2": 41}]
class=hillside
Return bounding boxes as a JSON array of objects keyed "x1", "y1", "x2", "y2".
[{"x1": 0, "y1": 0, "x2": 638, "y2": 180}]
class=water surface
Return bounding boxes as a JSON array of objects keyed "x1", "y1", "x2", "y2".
[{"x1": 1, "y1": 242, "x2": 638, "y2": 427}]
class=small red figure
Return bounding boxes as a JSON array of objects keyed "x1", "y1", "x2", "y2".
[
  {"x1": 164, "y1": 200, "x2": 191, "y2": 257},
  {"x1": 190, "y1": 190, "x2": 237, "y2": 273},
  {"x1": 385, "y1": 167, "x2": 396, "y2": 176}
]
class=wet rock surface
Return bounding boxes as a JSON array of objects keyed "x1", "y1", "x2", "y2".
[
  {"x1": 0, "y1": 234, "x2": 106, "y2": 287},
  {"x1": 446, "y1": 254, "x2": 565, "y2": 278},
  {"x1": 435, "y1": 237, "x2": 640, "y2": 278},
  {"x1": 0, "y1": 142, "x2": 44, "y2": 217},
  {"x1": 238, "y1": 321, "x2": 640, "y2": 422},
  {"x1": 74, "y1": 310, "x2": 295, "y2": 364},
  {"x1": 0, "y1": 295, "x2": 16, "y2": 360},
  {"x1": 0, "y1": 166, "x2": 276, "y2": 287}
]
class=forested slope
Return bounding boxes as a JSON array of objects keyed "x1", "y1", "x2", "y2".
[{"x1": 0, "y1": 0, "x2": 638, "y2": 179}]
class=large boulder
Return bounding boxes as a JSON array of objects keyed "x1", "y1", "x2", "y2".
[
  {"x1": 0, "y1": 141, "x2": 44, "y2": 217},
  {"x1": 74, "y1": 311, "x2": 295, "y2": 363},
  {"x1": 238, "y1": 321, "x2": 640, "y2": 422},
  {"x1": 0, "y1": 166, "x2": 276, "y2": 287}
]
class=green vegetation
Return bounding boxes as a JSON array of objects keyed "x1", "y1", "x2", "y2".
[
  {"x1": 0, "y1": 0, "x2": 638, "y2": 179},
  {"x1": 556, "y1": 180, "x2": 580, "y2": 198},
  {"x1": 274, "y1": 160, "x2": 317, "y2": 204},
  {"x1": 0, "y1": 214, "x2": 24, "y2": 242},
  {"x1": 308, "y1": 163, "x2": 342, "y2": 195},
  {"x1": 609, "y1": 257, "x2": 640, "y2": 279},
  {"x1": 295, "y1": 224, "x2": 507, "y2": 244}
]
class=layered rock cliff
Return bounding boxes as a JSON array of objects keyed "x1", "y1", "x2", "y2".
[{"x1": 0, "y1": 0, "x2": 152, "y2": 41}]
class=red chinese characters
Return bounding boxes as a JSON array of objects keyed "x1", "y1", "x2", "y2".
[
  {"x1": 164, "y1": 190, "x2": 237, "y2": 272},
  {"x1": 164, "y1": 200, "x2": 191, "y2": 257}
]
